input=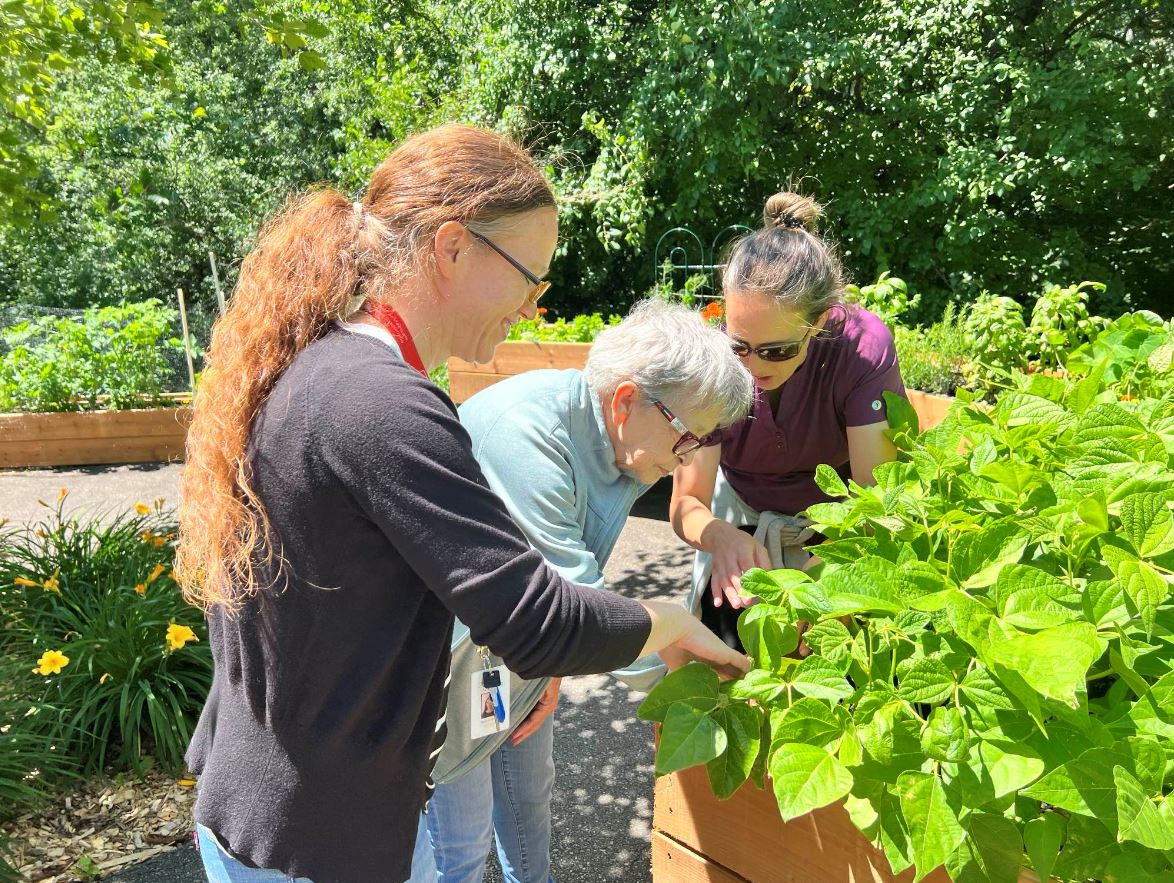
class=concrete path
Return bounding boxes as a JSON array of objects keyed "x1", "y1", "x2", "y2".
[{"x1": 2, "y1": 466, "x2": 690, "y2": 882}]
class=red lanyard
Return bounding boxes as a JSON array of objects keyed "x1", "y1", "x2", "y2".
[{"x1": 362, "y1": 302, "x2": 427, "y2": 377}]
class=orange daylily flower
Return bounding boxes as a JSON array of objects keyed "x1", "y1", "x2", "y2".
[
  {"x1": 134, "y1": 502, "x2": 151, "y2": 516},
  {"x1": 135, "y1": 583, "x2": 147, "y2": 595},
  {"x1": 701, "y1": 302, "x2": 724, "y2": 321},
  {"x1": 14, "y1": 576, "x2": 38, "y2": 588},
  {"x1": 147, "y1": 563, "x2": 167, "y2": 583}
]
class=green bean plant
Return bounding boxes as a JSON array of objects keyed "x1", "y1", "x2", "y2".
[{"x1": 643, "y1": 357, "x2": 1174, "y2": 881}]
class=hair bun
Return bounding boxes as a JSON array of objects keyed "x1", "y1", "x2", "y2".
[{"x1": 764, "y1": 192, "x2": 822, "y2": 232}]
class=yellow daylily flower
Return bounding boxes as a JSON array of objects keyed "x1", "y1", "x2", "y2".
[
  {"x1": 33, "y1": 649, "x2": 70, "y2": 676},
  {"x1": 140, "y1": 530, "x2": 156, "y2": 544},
  {"x1": 166, "y1": 623, "x2": 199, "y2": 651},
  {"x1": 58, "y1": 487, "x2": 69, "y2": 503},
  {"x1": 14, "y1": 576, "x2": 38, "y2": 587},
  {"x1": 134, "y1": 502, "x2": 151, "y2": 515},
  {"x1": 134, "y1": 583, "x2": 147, "y2": 595},
  {"x1": 99, "y1": 672, "x2": 112, "y2": 685},
  {"x1": 177, "y1": 778, "x2": 196, "y2": 787},
  {"x1": 42, "y1": 569, "x2": 60, "y2": 593},
  {"x1": 147, "y1": 563, "x2": 167, "y2": 583}
]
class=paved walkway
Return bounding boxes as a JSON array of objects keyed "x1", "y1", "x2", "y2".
[{"x1": 3, "y1": 466, "x2": 690, "y2": 882}]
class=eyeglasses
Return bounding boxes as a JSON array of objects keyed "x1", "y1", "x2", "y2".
[
  {"x1": 467, "y1": 229, "x2": 552, "y2": 306},
  {"x1": 728, "y1": 328, "x2": 814, "y2": 363},
  {"x1": 650, "y1": 399, "x2": 722, "y2": 457}
]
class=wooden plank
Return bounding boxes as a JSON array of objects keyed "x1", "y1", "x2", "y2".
[
  {"x1": 653, "y1": 764, "x2": 951, "y2": 883},
  {"x1": 448, "y1": 371, "x2": 508, "y2": 405},
  {"x1": 0, "y1": 408, "x2": 192, "y2": 442},
  {"x1": 0, "y1": 434, "x2": 187, "y2": 468},
  {"x1": 651, "y1": 831, "x2": 747, "y2": 883},
  {"x1": 449, "y1": 341, "x2": 591, "y2": 375}
]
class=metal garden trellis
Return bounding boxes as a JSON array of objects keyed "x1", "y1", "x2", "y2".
[{"x1": 652, "y1": 224, "x2": 753, "y2": 301}]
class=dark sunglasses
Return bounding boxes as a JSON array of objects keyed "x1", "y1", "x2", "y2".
[
  {"x1": 651, "y1": 399, "x2": 722, "y2": 456},
  {"x1": 467, "y1": 228, "x2": 551, "y2": 305},
  {"x1": 728, "y1": 328, "x2": 814, "y2": 362}
]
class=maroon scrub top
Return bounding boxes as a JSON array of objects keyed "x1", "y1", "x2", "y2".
[{"x1": 718, "y1": 305, "x2": 906, "y2": 516}]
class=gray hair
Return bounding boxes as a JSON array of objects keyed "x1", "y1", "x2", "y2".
[{"x1": 585, "y1": 299, "x2": 753, "y2": 428}]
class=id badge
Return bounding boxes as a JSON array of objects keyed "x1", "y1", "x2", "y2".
[{"x1": 469, "y1": 665, "x2": 510, "y2": 740}]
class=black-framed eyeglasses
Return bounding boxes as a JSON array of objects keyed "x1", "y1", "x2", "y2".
[
  {"x1": 467, "y1": 229, "x2": 552, "y2": 305},
  {"x1": 650, "y1": 399, "x2": 722, "y2": 457},
  {"x1": 729, "y1": 328, "x2": 814, "y2": 363}
]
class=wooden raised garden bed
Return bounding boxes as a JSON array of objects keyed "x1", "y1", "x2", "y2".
[
  {"x1": 450, "y1": 342, "x2": 956, "y2": 433},
  {"x1": 0, "y1": 404, "x2": 192, "y2": 469},
  {"x1": 448, "y1": 341, "x2": 592, "y2": 404},
  {"x1": 652, "y1": 763, "x2": 1040, "y2": 882},
  {"x1": 652, "y1": 762, "x2": 952, "y2": 883}
]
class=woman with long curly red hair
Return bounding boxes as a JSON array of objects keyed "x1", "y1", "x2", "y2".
[{"x1": 175, "y1": 124, "x2": 747, "y2": 883}]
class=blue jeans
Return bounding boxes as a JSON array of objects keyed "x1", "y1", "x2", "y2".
[
  {"x1": 410, "y1": 714, "x2": 556, "y2": 883},
  {"x1": 196, "y1": 824, "x2": 313, "y2": 883}
]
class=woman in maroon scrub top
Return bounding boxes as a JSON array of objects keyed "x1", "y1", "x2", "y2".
[{"x1": 670, "y1": 191, "x2": 908, "y2": 644}]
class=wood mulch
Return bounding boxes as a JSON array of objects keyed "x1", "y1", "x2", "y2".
[{"x1": 2, "y1": 769, "x2": 195, "y2": 881}]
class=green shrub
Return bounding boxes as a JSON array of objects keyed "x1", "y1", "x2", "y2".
[
  {"x1": 505, "y1": 311, "x2": 622, "y2": 343},
  {"x1": 846, "y1": 274, "x2": 920, "y2": 329},
  {"x1": 961, "y1": 292, "x2": 1031, "y2": 385},
  {"x1": 1028, "y1": 282, "x2": 1108, "y2": 371},
  {"x1": 0, "y1": 496, "x2": 211, "y2": 775},
  {"x1": 1067, "y1": 311, "x2": 1174, "y2": 402},
  {"x1": 645, "y1": 355, "x2": 1174, "y2": 880},
  {"x1": 0, "y1": 300, "x2": 190, "y2": 412}
]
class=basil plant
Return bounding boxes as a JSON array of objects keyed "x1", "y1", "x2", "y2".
[{"x1": 642, "y1": 358, "x2": 1174, "y2": 882}]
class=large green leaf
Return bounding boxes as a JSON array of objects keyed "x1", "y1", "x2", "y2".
[
  {"x1": 737, "y1": 604, "x2": 798, "y2": 672},
  {"x1": 739, "y1": 567, "x2": 815, "y2": 606},
  {"x1": 975, "y1": 739, "x2": 1045, "y2": 799},
  {"x1": 993, "y1": 563, "x2": 1079, "y2": 630},
  {"x1": 945, "y1": 812, "x2": 1023, "y2": 883},
  {"x1": 920, "y1": 706, "x2": 970, "y2": 763},
  {"x1": 802, "y1": 619, "x2": 853, "y2": 666},
  {"x1": 727, "y1": 668, "x2": 787, "y2": 704},
  {"x1": 705, "y1": 703, "x2": 763, "y2": 800},
  {"x1": 819, "y1": 561, "x2": 905, "y2": 615},
  {"x1": 1102, "y1": 543, "x2": 1170, "y2": 637},
  {"x1": 1121, "y1": 493, "x2": 1174, "y2": 558},
  {"x1": 769, "y1": 743, "x2": 853, "y2": 821},
  {"x1": 951, "y1": 523, "x2": 1030, "y2": 589},
  {"x1": 1052, "y1": 815, "x2": 1124, "y2": 881},
  {"x1": 790, "y1": 655, "x2": 853, "y2": 703},
  {"x1": 770, "y1": 697, "x2": 843, "y2": 747},
  {"x1": 897, "y1": 771, "x2": 966, "y2": 882},
  {"x1": 637, "y1": 662, "x2": 719, "y2": 722},
  {"x1": 655, "y1": 703, "x2": 727, "y2": 775},
  {"x1": 897, "y1": 657, "x2": 955, "y2": 705},
  {"x1": 1114, "y1": 765, "x2": 1174, "y2": 850},
  {"x1": 1023, "y1": 747, "x2": 1124, "y2": 820},
  {"x1": 1023, "y1": 813, "x2": 1065, "y2": 883},
  {"x1": 986, "y1": 621, "x2": 1105, "y2": 707}
]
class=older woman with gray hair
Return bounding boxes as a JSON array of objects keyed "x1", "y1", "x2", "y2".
[{"x1": 410, "y1": 298, "x2": 753, "y2": 883}]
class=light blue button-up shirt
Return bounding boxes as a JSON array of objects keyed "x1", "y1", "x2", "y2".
[{"x1": 432, "y1": 368, "x2": 665, "y2": 782}]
